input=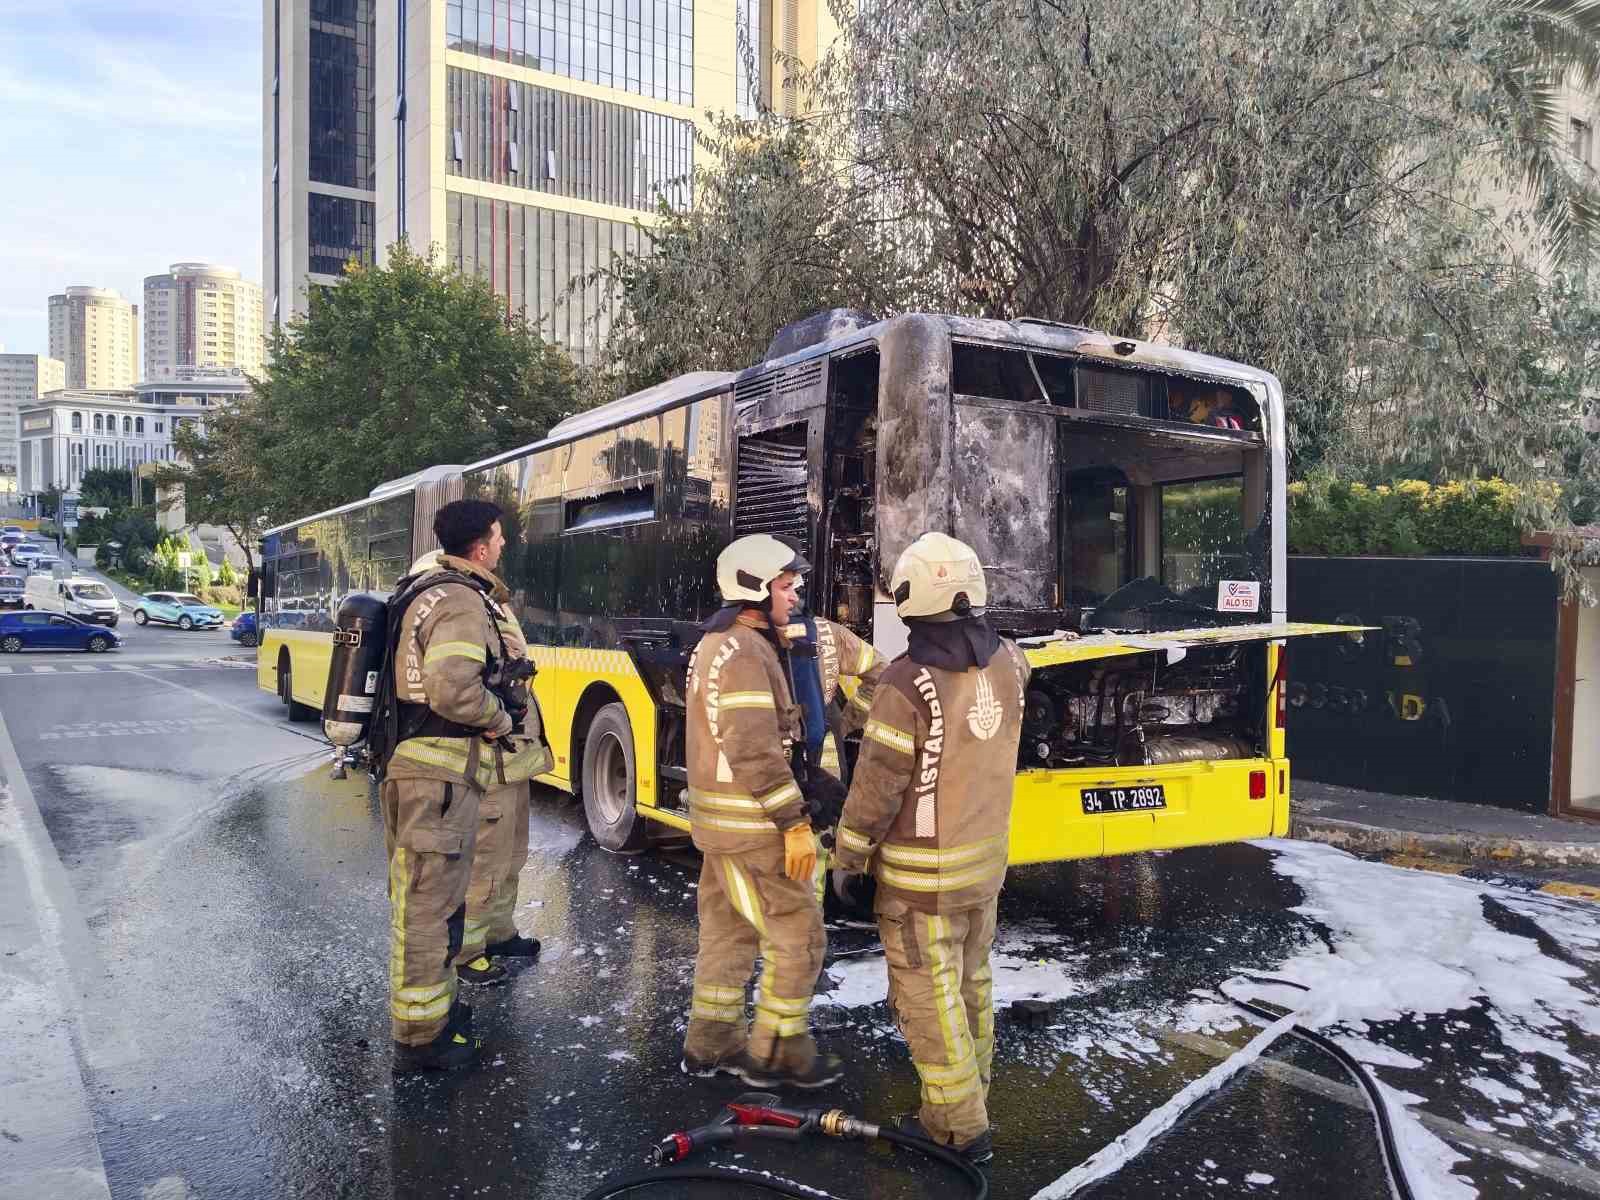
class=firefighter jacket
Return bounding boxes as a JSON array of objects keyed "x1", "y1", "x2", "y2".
[
  {"x1": 387, "y1": 554, "x2": 553, "y2": 791},
  {"x1": 811, "y1": 618, "x2": 888, "y2": 736},
  {"x1": 686, "y1": 611, "x2": 809, "y2": 853},
  {"x1": 833, "y1": 641, "x2": 1031, "y2": 913},
  {"x1": 781, "y1": 617, "x2": 889, "y2": 779}
]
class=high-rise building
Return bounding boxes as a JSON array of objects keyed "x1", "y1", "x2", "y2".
[
  {"x1": 265, "y1": 0, "x2": 839, "y2": 362},
  {"x1": 0, "y1": 354, "x2": 66, "y2": 482},
  {"x1": 48, "y1": 287, "x2": 139, "y2": 390},
  {"x1": 143, "y1": 264, "x2": 267, "y2": 381}
]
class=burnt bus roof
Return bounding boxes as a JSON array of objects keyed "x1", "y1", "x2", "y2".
[
  {"x1": 464, "y1": 313, "x2": 1285, "y2": 482},
  {"x1": 268, "y1": 312, "x2": 1286, "y2": 537}
]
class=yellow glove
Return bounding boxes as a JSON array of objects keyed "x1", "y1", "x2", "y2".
[{"x1": 783, "y1": 823, "x2": 818, "y2": 883}]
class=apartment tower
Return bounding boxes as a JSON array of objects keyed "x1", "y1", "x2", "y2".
[
  {"x1": 265, "y1": 1, "x2": 837, "y2": 362},
  {"x1": 47, "y1": 287, "x2": 139, "y2": 390},
  {"x1": 143, "y1": 263, "x2": 267, "y2": 381},
  {"x1": 0, "y1": 354, "x2": 66, "y2": 483}
]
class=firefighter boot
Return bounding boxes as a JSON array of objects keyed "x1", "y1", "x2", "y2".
[
  {"x1": 894, "y1": 1114, "x2": 994, "y2": 1164},
  {"x1": 457, "y1": 956, "x2": 508, "y2": 985},
  {"x1": 486, "y1": 934, "x2": 540, "y2": 959},
  {"x1": 740, "y1": 1038, "x2": 844, "y2": 1090},
  {"x1": 392, "y1": 1026, "x2": 483, "y2": 1074}
]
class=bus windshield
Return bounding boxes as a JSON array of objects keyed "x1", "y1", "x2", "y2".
[{"x1": 935, "y1": 352, "x2": 1270, "y2": 632}]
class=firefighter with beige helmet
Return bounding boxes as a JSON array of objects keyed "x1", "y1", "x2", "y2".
[
  {"x1": 679, "y1": 533, "x2": 845, "y2": 1090},
  {"x1": 831, "y1": 532, "x2": 1031, "y2": 1162}
]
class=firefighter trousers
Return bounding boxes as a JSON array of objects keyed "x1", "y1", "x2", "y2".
[
  {"x1": 684, "y1": 843, "x2": 826, "y2": 1072},
  {"x1": 877, "y1": 894, "x2": 998, "y2": 1146},
  {"x1": 453, "y1": 781, "x2": 531, "y2": 967},
  {"x1": 380, "y1": 777, "x2": 481, "y2": 1046}
]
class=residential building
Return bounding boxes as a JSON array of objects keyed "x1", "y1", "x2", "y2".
[
  {"x1": 47, "y1": 287, "x2": 139, "y2": 390},
  {"x1": 17, "y1": 374, "x2": 250, "y2": 498},
  {"x1": 265, "y1": 0, "x2": 840, "y2": 361},
  {"x1": 0, "y1": 354, "x2": 66, "y2": 484},
  {"x1": 143, "y1": 264, "x2": 267, "y2": 381}
]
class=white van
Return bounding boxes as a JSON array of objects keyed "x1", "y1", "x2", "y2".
[{"x1": 25, "y1": 575, "x2": 121, "y2": 627}]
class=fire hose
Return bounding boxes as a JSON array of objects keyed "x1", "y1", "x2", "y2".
[{"x1": 579, "y1": 1092, "x2": 989, "y2": 1200}]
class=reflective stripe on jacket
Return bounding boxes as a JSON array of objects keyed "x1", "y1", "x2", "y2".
[{"x1": 834, "y1": 640, "x2": 1030, "y2": 913}]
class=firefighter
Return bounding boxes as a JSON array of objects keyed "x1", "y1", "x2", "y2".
[
  {"x1": 395, "y1": 550, "x2": 549, "y2": 987},
  {"x1": 680, "y1": 534, "x2": 843, "y2": 1090},
  {"x1": 382, "y1": 500, "x2": 552, "y2": 1073},
  {"x1": 830, "y1": 533, "x2": 1031, "y2": 1161}
]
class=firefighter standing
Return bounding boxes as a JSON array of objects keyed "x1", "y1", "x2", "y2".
[
  {"x1": 680, "y1": 534, "x2": 843, "y2": 1089},
  {"x1": 831, "y1": 533, "x2": 1030, "y2": 1161},
  {"x1": 382, "y1": 500, "x2": 552, "y2": 1073}
]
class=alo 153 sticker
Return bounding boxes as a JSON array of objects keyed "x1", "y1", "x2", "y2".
[{"x1": 1217, "y1": 580, "x2": 1260, "y2": 613}]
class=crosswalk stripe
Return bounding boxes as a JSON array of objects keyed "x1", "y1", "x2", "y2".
[
  {"x1": 0, "y1": 666, "x2": 11, "y2": 673},
  {"x1": 70, "y1": 665, "x2": 99, "y2": 672},
  {"x1": 32, "y1": 665, "x2": 57, "y2": 673}
]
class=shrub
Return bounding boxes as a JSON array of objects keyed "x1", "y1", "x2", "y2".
[
  {"x1": 217, "y1": 559, "x2": 239, "y2": 588},
  {"x1": 203, "y1": 585, "x2": 242, "y2": 607},
  {"x1": 1288, "y1": 477, "x2": 1535, "y2": 557}
]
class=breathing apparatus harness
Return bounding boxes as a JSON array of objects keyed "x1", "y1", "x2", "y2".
[{"x1": 365, "y1": 566, "x2": 534, "y2": 779}]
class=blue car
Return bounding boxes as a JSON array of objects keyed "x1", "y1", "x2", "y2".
[
  {"x1": 230, "y1": 610, "x2": 258, "y2": 647},
  {"x1": 0, "y1": 611, "x2": 122, "y2": 653},
  {"x1": 133, "y1": 591, "x2": 226, "y2": 631}
]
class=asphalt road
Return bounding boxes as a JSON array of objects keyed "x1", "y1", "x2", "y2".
[{"x1": 3, "y1": 663, "x2": 1598, "y2": 1200}]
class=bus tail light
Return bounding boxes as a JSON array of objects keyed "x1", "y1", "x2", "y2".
[
  {"x1": 1249, "y1": 770, "x2": 1267, "y2": 799},
  {"x1": 1272, "y1": 646, "x2": 1289, "y2": 729}
]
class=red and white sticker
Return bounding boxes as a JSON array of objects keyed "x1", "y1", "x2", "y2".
[{"x1": 1217, "y1": 580, "x2": 1260, "y2": 613}]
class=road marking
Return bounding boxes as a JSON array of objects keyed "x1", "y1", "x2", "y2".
[
  {"x1": 32, "y1": 665, "x2": 57, "y2": 673},
  {"x1": 0, "y1": 666, "x2": 10, "y2": 673},
  {"x1": 69, "y1": 665, "x2": 98, "y2": 673},
  {"x1": 1383, "y1": 852, "x2": 1468, "y2": 876}
]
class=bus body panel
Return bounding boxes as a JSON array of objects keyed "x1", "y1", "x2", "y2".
[
  {"x1": 526, "y1": 646, "x2": 658, "y2": 805},
  {"x1": 260, "y1": 628, "x2": 336, "y2": 711}
]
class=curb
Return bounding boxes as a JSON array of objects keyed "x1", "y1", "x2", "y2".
[{"x1": 1292, "y1": 815, "x2": 1600, "y2": 902}]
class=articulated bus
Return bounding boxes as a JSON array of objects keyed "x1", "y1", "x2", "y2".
[{"x1": 257, "y1": 311, "x2": 1356, "y2": 861}]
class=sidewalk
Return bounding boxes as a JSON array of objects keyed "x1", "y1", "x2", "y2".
[{"x1": 1292, "y1": 780, "x2": 1600, "y2": 897}]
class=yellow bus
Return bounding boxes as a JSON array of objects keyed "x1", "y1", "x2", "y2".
[{"x1": 257, "y1": 311, "x2": 1355, "y2": 861}]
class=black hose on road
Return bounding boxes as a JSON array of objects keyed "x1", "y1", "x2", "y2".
[{"x1": 579, "y1": 1119, "x2": 988, "y2": 1200}]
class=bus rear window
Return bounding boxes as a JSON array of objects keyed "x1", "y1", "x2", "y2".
[{"x1": 1161, "y1": 477, "x2": 1246, "y2": 598}]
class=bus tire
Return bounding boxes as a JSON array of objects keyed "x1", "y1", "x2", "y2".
[
  {"x1": 279, "y1": 655, "x2": 316, "y2": 723},
  {"x1": 580, "y1": 702, "x2": 649, "y2": 854}
]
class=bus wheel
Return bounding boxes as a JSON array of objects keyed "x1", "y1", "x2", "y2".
[
  {"x1": 581, "y1": 702, "x2": 649, "y2": 854},
  {"x1": 279, "y1": 656, "x2": 316, "y2": 723}
]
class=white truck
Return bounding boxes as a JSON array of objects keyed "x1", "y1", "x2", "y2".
[{"x1": 24, "y1": 575, "x2": 121, "y2": 627}]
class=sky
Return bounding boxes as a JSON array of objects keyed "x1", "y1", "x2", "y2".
[{"x1": 0, "y1": 0, "x2": 261, "y2": 360}]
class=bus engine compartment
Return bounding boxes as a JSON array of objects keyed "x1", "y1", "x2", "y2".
[{"x1": 1019, "y1": 642, "x2": 1267, "y2": 770}]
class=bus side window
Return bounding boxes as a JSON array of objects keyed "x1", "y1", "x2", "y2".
[{"x1": 1064, "y1": 467, "x2": 1134, "y2": 607}]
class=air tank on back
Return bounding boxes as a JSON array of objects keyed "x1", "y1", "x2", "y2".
[{"x1": 322, "y1": 592, "x2": 389, "y2": 777}]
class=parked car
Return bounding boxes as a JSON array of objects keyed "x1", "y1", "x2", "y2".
[
  {"x1": 229, "y1": 610, "x2": 258, "y2": 648},
  {"x1": 0, "y1": 573, "x2": 24, "y2": 609},
  {"x1": 24, "y1": 575, "x2": 120, "y2": 625},
  {"x1": 0, "y1": 611, "x2": 121, "y2": 654},
  {"x1": 132, "y1": 591, "x2": 225, "y2": 630}
]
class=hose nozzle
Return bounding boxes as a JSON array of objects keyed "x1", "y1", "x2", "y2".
[{"x1": 819, "y1": 1109, "x2": 880, "y2": 1141}]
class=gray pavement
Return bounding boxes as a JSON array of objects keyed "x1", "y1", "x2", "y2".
[
  {"x1": 1293, "y1": 780, "x2": 1600, "y2": 884},
  {"x1": 2, "y1": 665, "x2": 1598, "y2": 1199}
]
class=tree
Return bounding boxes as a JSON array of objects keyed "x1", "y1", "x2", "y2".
[
  {"x1": 154, "y1": 401, "x2": 277, "y2": 572},
  {"x1": 228, "y1": 242, "x2": 580, "y2": 521},
  {"x1": 587, "y1": 113, "x2": 908, "y2": 395},
  {"x1": 39, "y1": 486, "x2": 62, "y2": 519},
  {"x1": 769, "y1": 0, "x2": 1600, "y2": 546},
  {"x1": 78, "y1": 468, "x2": 145, "y2": 509}
]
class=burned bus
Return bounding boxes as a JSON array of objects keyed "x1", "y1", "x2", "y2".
[{"x1": 259, "y1": 310, "x2": 1355, "y2": 862}]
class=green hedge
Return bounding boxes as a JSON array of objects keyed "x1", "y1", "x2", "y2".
[{"x1": 1287, "y1": 478, "x2": 1539, "y2": 557}]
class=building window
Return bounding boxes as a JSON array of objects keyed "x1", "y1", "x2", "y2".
[
  {"x1": 308, "y1": 0, "x2": 376, "y2": 189},
  {"x1": 735, "y1": 0, "x2": 763, "y2": 117},
  {"x1": 446, "y1": 68, "x2": 693, "y2": 212},
  {"x1": 308, "y1": 192, "x2": 376, "y2": 275},
  {"x1": 70, "y1": 412, "x2": 83, "y2": 432},
  {"x1": 123, "y1": 416, "x2": 132, "y2": 434},
  {"x1": 447, "y1": 0, "x2": 694, "y2": 107},
  {"x1": 136, "y1": 417, "x2": 145, "y2": 434},
  {"x1": 1573, "y1": 118, "x2": 1593, "y2": 168},
  {"x1": 155, "y1": 422, "x2": 165, "y2": 433},
  {"x1": 94, "y1": 414, "x2": 103, "y2": 433}
]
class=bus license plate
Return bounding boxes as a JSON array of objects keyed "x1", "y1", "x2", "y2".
[{"x1": 1081, "y1": 785, "x2": 1167, "y2": 814}]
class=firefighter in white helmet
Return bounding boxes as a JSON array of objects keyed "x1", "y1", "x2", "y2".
[
  {"x1": 831, "y1": 533, "x2": 1031, "y2": 1161},
  {"x1": 679, "y1": 533, "x2": 844, "y2": 1089}
]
